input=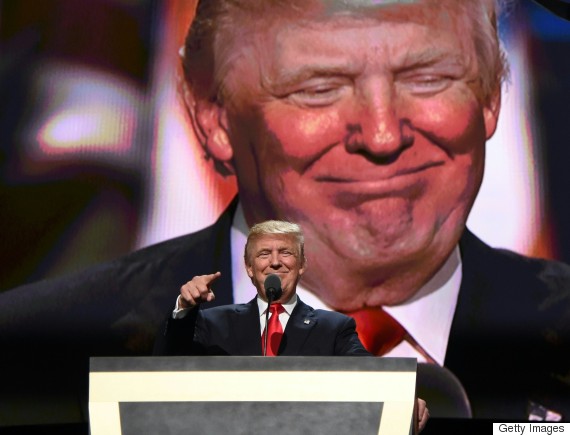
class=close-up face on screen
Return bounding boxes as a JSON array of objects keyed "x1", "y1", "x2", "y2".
[{"x1": 0, "y1": 0, "x2": 569, "y2": 431}]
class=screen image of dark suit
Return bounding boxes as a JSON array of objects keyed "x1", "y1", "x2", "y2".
[
  {"x1": 154, "y1": 297, "x2": 371, "y2": 357},
  {"x1": 0, "y1": 198, "x2": 569, "y2": 420}
]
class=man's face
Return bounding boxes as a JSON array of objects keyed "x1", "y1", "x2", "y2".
[
  {"x1": 207, "y1": 1, "x2": 500, "y2": 305},
  {"x1": 246, "y1": 233, "x2": 306, "y2": 303}
]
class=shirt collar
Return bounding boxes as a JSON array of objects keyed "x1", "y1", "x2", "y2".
[
  {"x1": 382, "y1": 247, "x2": 462, "y2": 365},
  {"x1": 257, "y1": 294, "x2": 298, "y2": 317}
]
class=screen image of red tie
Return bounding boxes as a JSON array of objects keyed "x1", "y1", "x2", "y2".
[{"x1": 347, "y1": 308, "x2": 406, "y2": 356}]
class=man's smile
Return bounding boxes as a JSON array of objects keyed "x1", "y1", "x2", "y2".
[{"x1": 313, "y1": 160, "x2": 444, "y2": 184}]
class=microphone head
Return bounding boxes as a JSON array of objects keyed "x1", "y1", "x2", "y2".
[
  {"x1": 263, "y1": 274, "x2": 283, "y2": 302},
  {"x1": 416, "y1": 363, "x2": 472, "y2": 418}
]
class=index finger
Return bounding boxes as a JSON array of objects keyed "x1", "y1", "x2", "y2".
[{"x1": 204, "y1": 271, "x2": 222, "y2": 285}]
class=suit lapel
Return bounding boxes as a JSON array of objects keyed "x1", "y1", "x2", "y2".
[
  {"x1": 232, "y1": 297, "x2": 263, "y2": 355},
  {"x1": 280, "y1": 299, "x2": 317, "y2": 356},
  {"x1": 445, "y1": 229, "x2": 547, "y2": 418}
]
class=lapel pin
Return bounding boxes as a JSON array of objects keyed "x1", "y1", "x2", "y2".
[{"x1": 304, "y1": 319, "x2": 311, "y2": 324}]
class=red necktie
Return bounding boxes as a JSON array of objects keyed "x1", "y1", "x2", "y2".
[
  {"x1": 262, "y1": 303, "x2": 285, "y2": 356},
  {"x1": 346, "y1": 308, "x2": 406, "y2": 356}
]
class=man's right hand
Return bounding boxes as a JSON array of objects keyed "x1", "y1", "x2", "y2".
[{"x1": 178, "y1": 271, "x2": 220, "y2": 309}]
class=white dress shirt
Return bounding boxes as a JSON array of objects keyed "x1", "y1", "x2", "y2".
[{"x1": 257, "y1": 294, "x2": 297, "y2": 333}]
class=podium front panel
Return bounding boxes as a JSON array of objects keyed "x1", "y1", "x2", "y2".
[{"x1": 89, "y1": 356, "x2": 417, "y2": 435}]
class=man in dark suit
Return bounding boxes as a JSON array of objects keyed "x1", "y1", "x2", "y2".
[
  {"x1": 153, "y1": 220, "x2": 371, "y2": 358},
  {"x1": 0, "y1": 0, "x2": 569, "y2": 425}
]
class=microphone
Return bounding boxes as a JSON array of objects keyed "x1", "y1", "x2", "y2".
[
  {"x1": 264, "y1": 274, "x2": 283, "y2": 303},
  {"x1": 262, "y1": 274, "x2": 282, "y2": 356},
  {"x1": 416, "y1": 363, "x2": 472, "y2": 418}
]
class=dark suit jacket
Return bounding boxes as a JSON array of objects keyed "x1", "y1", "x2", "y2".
[
  {"x1": 154, "y1": 297, "x2": 371, "y2": 357},
  {"x1": 448, "y1": 231, "x2": 570, "y2": 418},
  {"x1": 1, "y1": 197, "x2": 569, "y2": 420}
]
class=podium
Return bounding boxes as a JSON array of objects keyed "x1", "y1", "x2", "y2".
[{"x1": 89, "y1": 356, "x2": 417, "y2": 435}]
